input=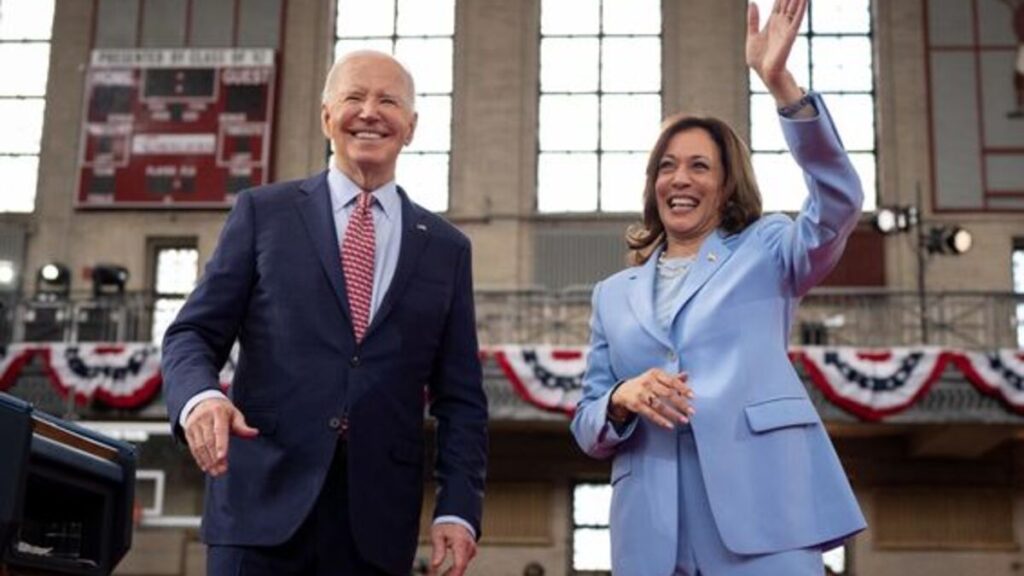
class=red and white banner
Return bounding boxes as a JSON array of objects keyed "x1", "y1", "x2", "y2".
[
  {"x1": 41, "y1": 343, "x2": 163, "y2": 408},
  {"x1": 491, "y1": 345, "x2": 587, "y2": 415},
  {"x1": 795, "y1": 347, "x2": 954, "y2": 421},
  {"x1": 485, "y1": 345, "x2": 1024, "y2": 420},
  {"x1": 0, "y1": 344, "x2": 35, "y2": 390},
  {"x1": 0, "y1": 342, "x2": 237, "y2": 409},
  {"x1": 1, "y1": 343, "x2": 1022, "y2": 419},
  {"x1": 953, "y1": 350, "x2": 1024, "y2": 415}
]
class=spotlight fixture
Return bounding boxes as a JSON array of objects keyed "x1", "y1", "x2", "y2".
[
  {"x1": 36, "y1": 262, "x2": 71, "y2": 298},
  {"x1": 926, "y1": 225, "x2": 973, "y2": 255},
  {"x1": 91, "y1": 264, "x2": 130, "y2": 297},
  {"x1": 873, "y1": 206, "x2": 918, "y2": 235},
  {"x1": 874, "y1": 185, "x2": 972, "y2": 344},
  {"x1": 41, "y1": 264, "x2": 64, "y2": 282},
  {"x1": 874, "y1": 208, "x2": 898, "y2": 234}
]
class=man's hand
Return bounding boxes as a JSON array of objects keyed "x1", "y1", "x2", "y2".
[
  {"x1": 609, "y1": 368, "x2": 694, "y2": 429},
  {"x1": 429, "y1": 522, "x2": 477, "y2": 576},
  {"x1": 183, "y1": 397, "x2": 258, "y2": 476}
]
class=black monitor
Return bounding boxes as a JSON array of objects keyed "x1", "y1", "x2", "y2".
[{"x1": 0, "y1": 393, "x2": 136, "y2": 575}]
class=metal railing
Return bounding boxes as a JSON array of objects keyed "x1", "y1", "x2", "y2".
[
  {"x1": 0, "y1": 292, "x2": 155, "y2": 344},
  {"x1": 474, "y1": 288, "x2": 1024, "y2": 349},
  {"x1": 795, "y1": 289, "x2": 1024, "y2": 349},
  {"x1": 0, "y1": 289, "x2": 1021, "y2": 349}
]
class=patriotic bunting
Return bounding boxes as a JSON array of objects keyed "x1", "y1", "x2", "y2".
[
  {"x1": 795, "y1": 347, "x2": 954, "y2": 421},
  {"x1": 953, "y1": 350, "x2": 1024, "y2": 415},
  {"x1": 40, "y1": 343, "x2": 164, "y2": 408},
  {"x1": 0, "y1": 344, "x2": 35, "y2": 390},
  {"x1": 0, "y1": 343, "x2": 1021, "y2": 418},
  {"x1": 487, "y1": 345, "x2": 1024, "y2": 420},
  {"x1": 492, "y1": 345, "x2": 587, "y2": 415},
  {"x1": 0, "y1": 342, "x2": 237, "y2": 409}
]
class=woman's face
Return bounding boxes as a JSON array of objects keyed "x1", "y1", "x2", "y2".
[{"x1": 654, "y1": 128, "x2": 726, "y2": 245}]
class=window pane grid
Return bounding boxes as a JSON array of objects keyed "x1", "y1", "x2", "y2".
[
  {"x1": 0, "y1": 0, "x2": 53, "y2": 213},
  {"x1": 0, "y1": 0, "x2": 56, "y2": 40},
  {"x1": 334, "y1": 0, "x2": 454, "y2": 212},
  {"x1": 154, "y1": 248, "x2": 198, "y2": 296},
  {"x1": 572, "y1": 482, "x2": 612, "y2": 573},
  {"x1": 542, "y1": 90, "x2": 659, "y2": 96},
  {"x1": 749, "y1": 0, "x2": 876, "y2": 213},
  {"x1": 539, "y1": 0, "x2": 660, "y2": 214}
]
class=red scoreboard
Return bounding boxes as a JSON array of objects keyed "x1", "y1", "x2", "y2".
[{"x1": 76, "y1": 49, "x2": 276, "y2": 209}]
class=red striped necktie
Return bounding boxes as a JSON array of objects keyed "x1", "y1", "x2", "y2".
[{"x1": 341, "y1": 191, "x2": 375, "y2": 342}]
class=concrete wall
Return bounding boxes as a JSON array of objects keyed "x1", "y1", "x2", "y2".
[{"x1": 32, "y1": 0, "x2": 1021, "y2": 296}]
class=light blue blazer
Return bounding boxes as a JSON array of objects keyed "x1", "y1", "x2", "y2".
[{"x1": 571, "y1": 93, "x2": 867, "y2": 575}]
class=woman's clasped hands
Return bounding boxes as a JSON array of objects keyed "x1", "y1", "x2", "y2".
[{"x1": 609, "y1": 368, "x2": 695, "y2": 429}]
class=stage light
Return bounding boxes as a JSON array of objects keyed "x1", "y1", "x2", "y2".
[
  {"x1": 38, "y1": 263, "x2": 70, "y2": 286},
  {"x1": 91, "y1": 264, "x2": 129, "y2": 297},
  {"x1": 36, "y1": 262, "x2": 71, "y2": 300},
  {"x1": 874, "y1": 208, "x2": 897, "y2": 234},
  {"x1": 873, "y1": 206, "x2": 918, "y2": 235},
  {"x1": 926, "y1": 226, "x2": 973, "y2": 255},
  {"x1": 41, "y1": 264, "x2": 63, "y2": 282}
]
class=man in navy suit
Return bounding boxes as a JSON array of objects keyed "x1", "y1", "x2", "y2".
[{"x1": 162, "y1": 51, "x2": 488, "y2": 576}]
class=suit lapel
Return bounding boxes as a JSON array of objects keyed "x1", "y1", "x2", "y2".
[
  {"x1": 668, "y1": 231, "x2": 734, "y2": 327},
  {"x1": 294, "y1": 171, "x2": 352, "y2": 324},
  {"x1": 626, "y1": 247, "x2": 674, "y2": 350},
  {"x1": 363, "y1": 186, "x2": 429, "y2": 339}
]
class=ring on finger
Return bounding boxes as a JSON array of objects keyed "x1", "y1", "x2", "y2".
[{"x1": 646, "y1": 394, "x2": 657, "y2": 407}]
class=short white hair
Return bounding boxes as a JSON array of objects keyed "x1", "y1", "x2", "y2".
[{"x1": 321, "y1": 50, "x2": 416, "y2": 110}]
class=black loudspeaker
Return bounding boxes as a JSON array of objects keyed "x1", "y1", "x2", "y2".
[{"x1": 0, "y1": 393, "x2": 136, "y2": 575}]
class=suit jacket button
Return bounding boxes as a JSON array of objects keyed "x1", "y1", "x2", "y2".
[
  {"x1": 667, "y1": 351, "x2": 677, "y2": 362},
  {"x1": 350, "y1": 355, "x2": 360, "y2": 367},
  {"x1": 329, "y1": 417, "x2": 341, "y2": 430}
]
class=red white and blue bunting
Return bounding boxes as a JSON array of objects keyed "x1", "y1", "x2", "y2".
[
  {"x1": 492, "y1": 345, "x2": 587, "y2": 415},
  {"x1": 0, "y1": 342, "x2": 237, "y2": 409},
  {"x1": 794, "y1": 347, "x2": 955, "y2": 421},
  {"x1": 952, "y1": 350, "x2": 1024, "y2": 415},
  {"x1": 41, "y1": 343, "x2": 164, "y2": 408},
  {"x1": 1, "y1": 343, "x2": 1022, "y2": 419},
  {"x1": 485, "y1": 345, "x2": 1024, "y2": 421}
]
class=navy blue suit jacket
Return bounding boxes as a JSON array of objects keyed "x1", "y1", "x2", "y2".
[{"x1": 162, "y1": 171, "x2": 488, "y2": 575}]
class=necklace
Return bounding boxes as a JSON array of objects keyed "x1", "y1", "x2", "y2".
[{"x1": 657, "y1": 252, "x2": 696, "y2": 279}]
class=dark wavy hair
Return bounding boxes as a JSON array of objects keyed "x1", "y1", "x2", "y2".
[{"x1": 626, "y1": 113, "x2": 762, "y2": 265}]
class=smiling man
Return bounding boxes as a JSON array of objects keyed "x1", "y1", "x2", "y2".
[{"x1": 162, "y1": 51, "x2": 488, "y2": 576}]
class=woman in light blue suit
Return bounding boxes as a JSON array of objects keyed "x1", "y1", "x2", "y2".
[{"x1": 570, "y1": 0, "x2": 866, "y2": 574}]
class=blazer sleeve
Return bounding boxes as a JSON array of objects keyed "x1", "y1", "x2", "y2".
[
  {"x1": 570, "y1": 281, "x2": 637, "y2": 460},
  {"x1": 161, "y1": 190, "x2": 256, "y2": 436},
  {"x1": 427, "y1": 242, "x2": 488, "y2": 538},
  {"x1": 757, "y1": 92, "x2": 864, "y2": 296}
]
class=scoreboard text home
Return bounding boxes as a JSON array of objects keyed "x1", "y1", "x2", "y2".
[{"x1": 76, "y1": 49, "x2": 276, "y2": 209}]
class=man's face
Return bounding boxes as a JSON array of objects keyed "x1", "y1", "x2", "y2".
[{"x1": 321, "y1": 55, "x2": 417, "y2": 183}]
